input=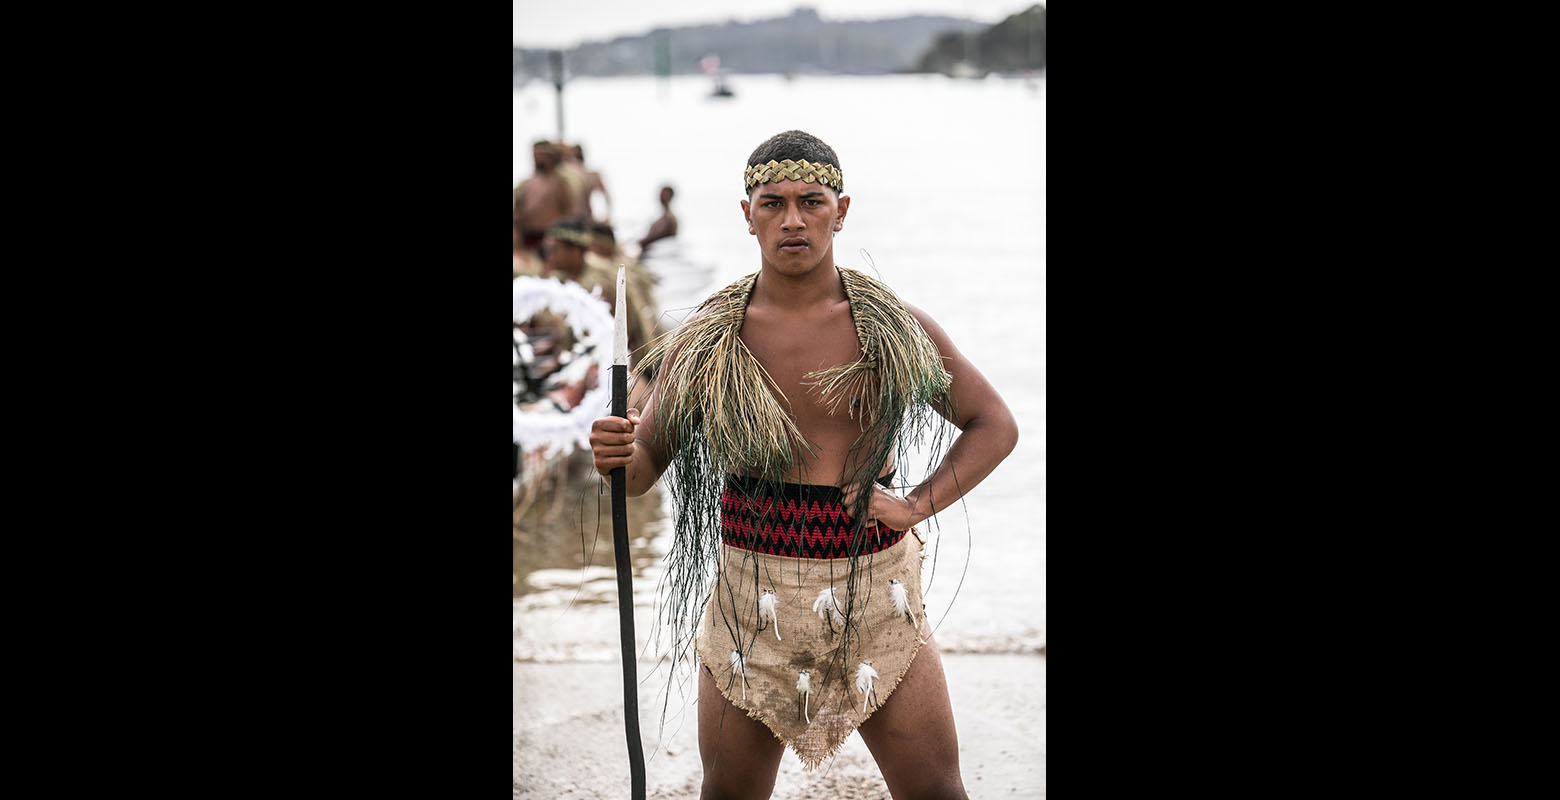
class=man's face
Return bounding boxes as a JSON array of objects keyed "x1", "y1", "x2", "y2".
[
  {"x1": 741, "y1": 180, "x2": 849, "y2": 276},
  {"x1": 543, "y1": 238, "x2": 585, "y2": 278},
  {"x1": 533, "y1": 145, "x2": 558, "y2": 171}
]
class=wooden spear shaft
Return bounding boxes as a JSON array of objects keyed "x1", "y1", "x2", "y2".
[{"x1": 610, "y1": 267, "x2": 646, "y2": 799}]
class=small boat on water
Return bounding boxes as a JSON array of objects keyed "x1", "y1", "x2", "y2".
[
  {"x1": 700, "y1": 53, "x2": 735, "y2": 98},
  {"x1": 945, "y1": 61, "x2": 989, "y2": 80}
]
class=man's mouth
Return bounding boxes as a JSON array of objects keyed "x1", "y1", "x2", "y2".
[{"x1": 779, "y1": 237, "x2": 809, "y2": 252}]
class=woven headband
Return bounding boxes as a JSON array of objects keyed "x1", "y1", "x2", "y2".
[
  {"x1": 546, "y1": 227, "x2": 593, "y2": 248},
  {"x1": 744, "y1": 159, "x2": 844, "y2": 192}
]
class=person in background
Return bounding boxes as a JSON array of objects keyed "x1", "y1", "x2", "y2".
[
  {"x1": 584, "y1": 222, "x2": 660, "y2": 366},
  {"x1": 637, "y1": 185, "x2": 678, "y2": 257},
  {"x1": 569, "y1": 143, "x2": 612, "y2": 224},
  {"x1": 541, "y1": 218, "x2": 609, "y2": 292},
  {"x1": 527, "y1": 218, "x2": 609, "y2": 413},
  {"x1": 591, "y1": 223, "x2": 660, "y2": 324},
  {"x1": 514, "y1": 225, "x2": 543, "y2": 277},
  {"x1": 515, "y1": 141, "x2": 580, "y2": 255},
  {"x1": 554, "y1": 144, "x2": 590, "y2": 224}
]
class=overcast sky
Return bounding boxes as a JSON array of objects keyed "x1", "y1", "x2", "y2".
[{"x1": 514, "y1": 0, "x2": 1040, "y2": 49}]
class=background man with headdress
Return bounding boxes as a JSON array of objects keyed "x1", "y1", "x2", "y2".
[
  {"x1": 536, "y1": 217, "x2": 660, "y2": 411},
  {"x1": 589, "y1": 130, "x2": 1017, "y2": 799},
  {"x1": 587, "y1": 222, "x2": 661, "y2": 351},
  {"x1": 539, "y1": 218, "x2": 651, "y2": 354},
  {"x1": 541, "y1": 217, "x2": 609, "y2": 291}
]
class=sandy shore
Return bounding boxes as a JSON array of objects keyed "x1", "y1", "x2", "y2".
[{"x1": 514, "y1": 652, "x2": 1045, "y2": 798}]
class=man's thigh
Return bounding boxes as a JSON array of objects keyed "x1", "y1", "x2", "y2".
[
  {"x1": 855, "y1": 634, "x2": 970, "y2": 800},
  {"x1": 698, "y1": 664, "x2": 784, "y2": 800}
]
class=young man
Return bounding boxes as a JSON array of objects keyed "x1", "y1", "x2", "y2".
[{"x1": 589, "y1": 130, "x2": 1017, "y2": 799}]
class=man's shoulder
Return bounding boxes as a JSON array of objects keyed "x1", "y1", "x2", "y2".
[
  {"x1": 515, "y1": 174, "x2": 556, "y2": 194},
  {"x1": 835, "y1": 268, "x2": 954, "y2": 354},
  {"x1": 839, "y1": 267, "x2": 920, "y2": 315}
]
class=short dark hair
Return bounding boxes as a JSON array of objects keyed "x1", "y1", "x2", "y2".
[
  {"x1": 589, "y1": 222, "x2": 615, "y2": 243},
  {"x1": 744, "y1": 130, "x2": 842, "y2": 196}
]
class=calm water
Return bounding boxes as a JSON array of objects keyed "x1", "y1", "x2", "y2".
[{"x1": 514, "y1": 73, "x2": 1045, "y2": 659}]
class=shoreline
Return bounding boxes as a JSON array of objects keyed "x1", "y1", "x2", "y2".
[{"x1": 514, "y1": 652, "x2": 1045, "y2": 798}]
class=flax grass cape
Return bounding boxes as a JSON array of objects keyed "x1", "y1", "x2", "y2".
[{"x1": 631, "y1": 266, "x2": 956, "y2": 765}]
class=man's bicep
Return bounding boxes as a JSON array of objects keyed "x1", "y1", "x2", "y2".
[{"x1": 906, "y1": 303, "x2": 1005, "y2": 430}]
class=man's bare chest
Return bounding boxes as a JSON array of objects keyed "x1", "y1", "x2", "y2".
[
  {"x1": 739, "y1": 307, "x2": 861, "y2": 419},
  {"x1": 518, "y1": 176, "x2": 562, "y2": 207}
]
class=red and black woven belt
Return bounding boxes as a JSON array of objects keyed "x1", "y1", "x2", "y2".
[{"x1": 719, "y1": 473, "x2": 906, "y2": 559}]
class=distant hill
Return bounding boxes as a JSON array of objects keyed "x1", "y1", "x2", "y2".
[
  {"x1": 514, "y1": 7, "x2": 985, "y2": 81},
  {"x1": 916, "y1": 4, "x2": 1045, "y2": 76}
]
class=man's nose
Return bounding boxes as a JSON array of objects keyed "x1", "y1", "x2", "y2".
[{"x1": 781, "y1": 203, "x2": 805, "y2": 230}]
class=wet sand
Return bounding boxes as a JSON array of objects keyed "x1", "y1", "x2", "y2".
[{"x1": 513, "y1": 652, "x2": 1045, "y2": 798}]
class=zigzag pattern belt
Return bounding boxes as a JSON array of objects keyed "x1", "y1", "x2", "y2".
[{"x1": 719, "y1": 473, "x2": 906, "y2": 560}]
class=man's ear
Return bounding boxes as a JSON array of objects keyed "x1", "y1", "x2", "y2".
[
  {"x1": 740, "y1": 199, "x2": 754, "y2": 235},
  {"x1": 833, "y1": 194, "x2": 850, "y2": 232}
]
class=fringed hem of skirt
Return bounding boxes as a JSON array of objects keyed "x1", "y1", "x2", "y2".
[{"x1": 702, "y1": 626, "x2": 932, "y2": 772}]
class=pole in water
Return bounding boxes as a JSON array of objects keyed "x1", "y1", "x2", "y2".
[
  {"x1": 609, "y1": 266, "x2": 645, "y2": 799},
  {"x1": 550, "y1": 49, "x2": 565, "y2": 141}
]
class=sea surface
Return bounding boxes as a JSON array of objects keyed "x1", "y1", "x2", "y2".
[{"x1": 514, "y1": 73, "x2": 1045, "y2": 661}]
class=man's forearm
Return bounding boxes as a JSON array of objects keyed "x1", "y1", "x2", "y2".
[
  {"x1": 903, "y1": 415, "x2": 1019, "y2": 525},
  {"x1": 625, "y1": 440, "x2": 663, "y2": 497}
]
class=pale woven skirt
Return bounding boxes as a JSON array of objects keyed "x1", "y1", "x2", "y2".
[{"x1": 695, "y1": 528, "x2": 928, "y2": 769}]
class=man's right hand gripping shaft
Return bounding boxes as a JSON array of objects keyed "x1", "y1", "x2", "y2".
[{"x1": 590, "y1": 408, "x2": 642, "y2": 479}]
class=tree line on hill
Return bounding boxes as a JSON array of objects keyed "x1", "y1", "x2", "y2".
[
  {"x1": 514, "y1": 5, "x2": 1045, "y2": 81},
  {"x1": 916, "y1": 5, "x2": 1045, "y2": 76}
]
